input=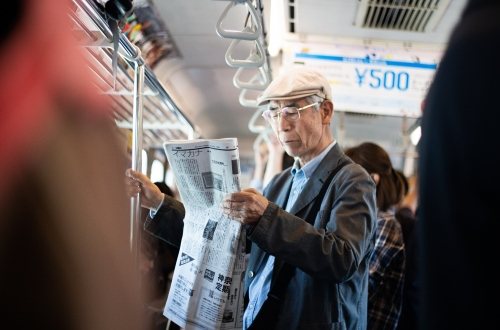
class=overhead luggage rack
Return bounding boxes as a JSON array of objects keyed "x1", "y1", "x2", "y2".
[
  {"x1": 70, "y1": 0, "x2": 198, "y2": 148},
  {"x1": 70, "y1": 0, "x2": 199, "y2": 257}
]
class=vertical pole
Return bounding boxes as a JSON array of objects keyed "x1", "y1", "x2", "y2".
[
  {"x1": 401, "y1": 116, "x2": 410, "y2": 175},
  {"x1": 338, "y1": 111, "x2": 346, "y2": 146},
  {"x1": 130, "y1": 60, "x2": 144, "y2": 265}
]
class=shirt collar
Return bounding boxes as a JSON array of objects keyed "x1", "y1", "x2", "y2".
[{"x1": 291, "y1": 140, "x2": 337, "y2": 179}]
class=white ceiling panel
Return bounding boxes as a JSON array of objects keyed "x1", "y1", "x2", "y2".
[{"x1": 145, "y1": 0, "x2": 468, "y2": 165}]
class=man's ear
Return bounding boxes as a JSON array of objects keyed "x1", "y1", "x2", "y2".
[
  {"x1": 371, "y1": 173, "x2": 380, "y2": 185},
  {"x1": 321, "y1": 100, "x2": 334, "y2": 124}
]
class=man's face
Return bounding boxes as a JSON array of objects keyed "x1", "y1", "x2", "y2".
[{"x1": 267, "y1": 97, "x2": 327, "y2": 163}]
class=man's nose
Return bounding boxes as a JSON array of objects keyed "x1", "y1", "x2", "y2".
[{"x1": 277, "y1": 114, "x2": 291, "y2": 131}]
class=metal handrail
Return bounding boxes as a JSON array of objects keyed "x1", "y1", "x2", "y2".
[
  {"x1": 73, "y1": 0, "x2": 197, "y2": 257},
  {"x1": 239, "y1": 88, "x2": 260, "y2": 108},
  {"x1": 215, "y1": 0, "x2": 272, "y2": 109},
  {"x1": 216, "y1": 0, "x2": 261, "y2": 40},
  {"x1": 233, "y1": 66, "x2": 269, "y2": 90},
  {"x1": 225, "y1": 38, "x2": 265, "y2": 68},
  {"x1": 130, "y1": 59, "x2": 144, "y2": 259},
  {"x1": 247, "y1": 106, "x2": 267, "y2": 133},
  {"x1": 74, "y1": 0, "x2": 196, "y2": 134}
]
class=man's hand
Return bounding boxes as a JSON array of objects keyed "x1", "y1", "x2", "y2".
[
  {"x1": 222, "y1": 188, "x2": 269, "y2": 225},
  {"x1": 125, "y1": 169, "x2": 164, "y2": 210}
]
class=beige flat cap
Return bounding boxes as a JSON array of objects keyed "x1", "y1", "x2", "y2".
[{"x1": 257, "y1": 66, "x2": 332, "y2": 106}]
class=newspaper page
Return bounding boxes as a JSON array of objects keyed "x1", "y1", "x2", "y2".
[{"x1": 162, "y1": 138, "x2": 246, "y2": 330}]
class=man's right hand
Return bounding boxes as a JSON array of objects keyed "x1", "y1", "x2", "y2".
[{"x1": 125, "y1": 169, "x2": 164, "y2": 210}]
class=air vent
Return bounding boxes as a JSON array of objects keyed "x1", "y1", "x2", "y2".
[
  {"x1": 345, "y1": 111, "x2": 379, "y2": 118},
  {"x1": 355, "y1": 0, "x2": 451, "y2": 32},
  {"x1": 288, "y1": 0, "x2": 296, "y2": 33}
]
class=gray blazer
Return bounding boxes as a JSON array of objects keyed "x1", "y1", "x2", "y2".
[
  {"x1": 145, "y1": 144, "x2": 376, "y2": 330},
  {"x1": 245, "y1": 143, "x2": 377, "y2": 330}
]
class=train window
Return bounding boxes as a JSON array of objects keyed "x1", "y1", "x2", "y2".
[
  {"x1": 165, "y1": 167, "x2": 176, "y2": 190},
  {"x1": 150, "y1": 159, "x2": 164, "y2": 183}
]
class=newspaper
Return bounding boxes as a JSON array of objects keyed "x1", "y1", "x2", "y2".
[{"x1": 162, "y1": 138, "x2": 246, "y2": 330}]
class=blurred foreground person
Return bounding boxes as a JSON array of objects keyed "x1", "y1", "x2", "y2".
[
  {"x1": 0, "y1": 1, "x2": 144, "y2": 329},
  {"x1": 419, "y1": 0, "x2": 500, "y2": 328},
  {"x1": 127, "y1": 66, "x2": 377, "y2": 329}
]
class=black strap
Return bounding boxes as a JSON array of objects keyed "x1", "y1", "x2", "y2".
[
  {"x1": 248, "y1": 158, "x2": 350, "y2": 330},
  {"x1": 307, "y1": 158, "x2": 350, "y2": 225},
  {"x1": 247, "y1": 261, "x2": 294, "y2": 330}
]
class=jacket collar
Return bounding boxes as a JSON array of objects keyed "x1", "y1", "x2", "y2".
[{"x1": 288, "y1": 143, "x2": 346, "y2": 215}]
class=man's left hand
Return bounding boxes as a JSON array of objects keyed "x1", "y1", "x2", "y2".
[{"x1": 222, "y1": 188, "x2": 269, "y2": 225}]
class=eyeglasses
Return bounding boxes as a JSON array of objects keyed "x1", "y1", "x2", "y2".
[{"x1": 262, "y1": 102, "x2": 320, "y2": 125}]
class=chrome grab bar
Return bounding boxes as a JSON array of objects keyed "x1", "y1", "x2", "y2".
[
  {"x1": 247, "y1": 107, "x2": 267, "y2": 133},
  {"x1": 225, "y1": 38, "x2": 265, "y2": 68},
  {"x1": 216, "y1": 0, "x2": 261, "y2": 40},
  {"x1": 130, "y1": 58, "x2": 144, "y2": 260},
  {"x1": 216, "y1": 0, "x2": 272, "y2": 114},
  {"x1": 239, "y1": 88, "x2": 260, "y2": 108},
  {"x1": 73, "y1": 0, "x2": 198, "y2": 259},
  {"x1": 233, "y1": 66, "x2": 269, "y2": 90}
]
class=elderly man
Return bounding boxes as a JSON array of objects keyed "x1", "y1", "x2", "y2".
[{"x1": 126, "y1": 67, "x2": 377, "y2": 330}]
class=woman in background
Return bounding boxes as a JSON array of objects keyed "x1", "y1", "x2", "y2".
[{"x1": 345, "y1": 142, "x2": 406, "y2": 330}]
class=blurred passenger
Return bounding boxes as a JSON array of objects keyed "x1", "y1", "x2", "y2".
[
  {"x1": 419, "y1": 0, "x2": 500, "y2": 328},
  {"x1": 345, "y1": 142, "x2": 405, "y2": 330},
  {"x1": 141, "y1": 181, "x2": 179, "y2": 330},
  {"x1": 250, "y1": 130, "x2": 293, "y2": 192},
  {"x1": 0, "y1": 0, "x2": 144, "y2": 329},
  {"x1": 126, "y1": 66, "x2": 377, "y2": 329},
  {"x1": 394, "y1": 171, "x2": 418, "y2": 247},
  {"x1": 250, "y1": 133, "x2": 272, "y2": 191}
]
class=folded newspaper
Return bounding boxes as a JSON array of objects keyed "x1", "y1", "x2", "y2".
[{"x1": 162, "y1": 138, "x2": 246, "y2": 330}]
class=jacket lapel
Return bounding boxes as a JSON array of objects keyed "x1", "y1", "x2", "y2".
[
  {"x1": 276, "y1": 174, "x2": 293, "y2": 209},
  {"x1": 289, "y1": 144, "x2": 344, "y2": 215},
  {"x1": 246, "y1": 171, "x2": 294, "y2": 282}
]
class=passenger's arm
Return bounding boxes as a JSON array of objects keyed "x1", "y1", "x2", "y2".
[
  {"x1": 125, "y1": 169, "x2": 185, "y2": 247},
  {"x1": 125, "y1": 169, "x2": 164, "y2": 210},
  {"x1": 144, "y1": 194, "x2": 185, "y2": 248}
]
